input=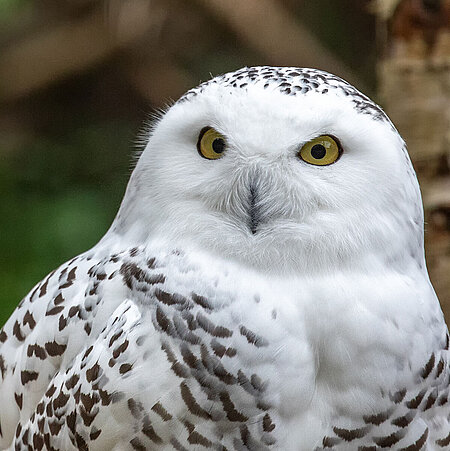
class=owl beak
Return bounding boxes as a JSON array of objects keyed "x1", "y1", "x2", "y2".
[{"x1": 248, "y1": 183, "x2": 260, "y2": 235}]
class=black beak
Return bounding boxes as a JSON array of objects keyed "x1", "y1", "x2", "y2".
[{"x1": 249, "y1": 184, "x2": 260, "y2": 235}]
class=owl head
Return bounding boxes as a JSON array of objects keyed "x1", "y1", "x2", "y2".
[{"x1": 109, "y1": 67, "x2": 424, "y2": 275}]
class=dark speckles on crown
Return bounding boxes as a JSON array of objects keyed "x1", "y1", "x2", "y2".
[{"x1": 179, "y1": 66, "x2": 388, "y2": 123}]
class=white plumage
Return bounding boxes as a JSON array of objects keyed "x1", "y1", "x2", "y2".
[{"x1": 0, "y1": 66, "x2": 448, "y2": 450}]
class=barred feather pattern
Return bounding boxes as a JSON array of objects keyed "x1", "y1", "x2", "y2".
[{"x1": 0, "y1": 245, "x2": 449, "y2": 450}]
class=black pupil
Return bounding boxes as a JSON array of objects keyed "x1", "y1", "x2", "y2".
[
  {"x1": 310, "y1": 144, "x2": 326, "y2": 159},
  {"x1": 212, "y1": 138, "x2": 225, "y2": 154}
]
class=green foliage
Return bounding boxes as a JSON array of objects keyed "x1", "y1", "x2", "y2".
[
  {"x1": 0, "y1": 0, "x2": 30, "y2": 25},
  {"x1": 0, "y1": 121, "x2": 134, "y2": 326}
]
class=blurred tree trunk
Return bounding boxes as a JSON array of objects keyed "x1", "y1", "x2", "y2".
[{"x1": 376, "y1": 0, "x2": 450, "y2": 318}]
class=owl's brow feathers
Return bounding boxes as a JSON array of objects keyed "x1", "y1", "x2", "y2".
[{"x1": 179, "y1": 66, "x2": 388, "y2": 123}]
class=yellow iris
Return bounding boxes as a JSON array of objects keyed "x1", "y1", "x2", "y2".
[
  {"x1": 299, "y1": 135, "x2": 341, "y2": 166},
  {"x1": 197, "y1": 127, "x2": 227, "y2": 160}
]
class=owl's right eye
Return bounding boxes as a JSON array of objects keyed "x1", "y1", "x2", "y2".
[{"x1": 197, "y1": 127, "x2": 227, "y2": 160}]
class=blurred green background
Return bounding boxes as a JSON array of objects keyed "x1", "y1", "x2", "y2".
[{"x1": 1, "y1": 0, "x2": 448, "y2": 326}]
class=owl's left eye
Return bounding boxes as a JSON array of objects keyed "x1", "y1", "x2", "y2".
[
  {"x1": 197, "y1": 127, "x2": 227, "y2": 160},
  {"x1": 298, "y1": 135, "x2": 342, "y2": 166}
]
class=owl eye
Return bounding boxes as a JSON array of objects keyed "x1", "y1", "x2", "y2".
[
  {"x1": 197, "y1": 127, "x2": 227, "y2": 160},
  {"x1": 298, "y1": 135, "x2": 342, "y2": 166}
]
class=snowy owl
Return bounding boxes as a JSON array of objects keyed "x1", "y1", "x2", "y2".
[{"x1": 0, "y1": 66, "x2": 449, "y2": 451}]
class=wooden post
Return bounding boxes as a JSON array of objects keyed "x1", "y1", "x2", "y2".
[{"x1": 376, "y1": 0, "x2": 450, "y2": 317}]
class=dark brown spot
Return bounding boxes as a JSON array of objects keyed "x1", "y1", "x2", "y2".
[
  {"x1": 437, "y1": 393, "x2": 448, "y2": 405},
  {"x1": 65, "y1": 374, "x2": 80, "y2": 390},
  {"x1": 239, "y1": 325, "x2": 268, "y2": 347},
  {"x1": 171, "y1": 438, "x2": 189, "y2": 451},
  {"x1": 53, "y1": 391, "x2": 70, "y2": 409},
  {"x1": 23, "y1": 311, "x2": 37, "y2": 329},
  {"x1": 191, "y1": 293, "x2": 213, "y2": 311},
  {"x1": 120, "y1": 262, "x2": 165, "y2": 289},
  {"x1": 147, "y1": 273, "x2": 166, "y2": 285},
  {"x1": 90, "y1": 429, "x2": 101, "y2": 440},
  {"x1": 436, "y1": 432, "x2": 450, "y2": 447},
  {"x1": 33, "y1": 432, "x2": 44, "y2": 450},
  {"x1": 46, "y1": 402, "x2": 53, "y2": 417},
  {"x1": 27, "y1": 344, "x2": 46, "y2": 360},
  {"x1": 45, "y1": 384, "x2": 57, "y2": 397},
  {"x1": 399, "y1": 428, "x2": 428, "y2": 451},
  {"x1": 80, "y1": 406, "x2": 97, "y2": 426},
  {"x1": 406, "y1": 389, "x2": 426, "y2": 409},
  {"x1": 155, "y1": 307, "x2": 173, "y2": 334},
  {"x1": 180, "y1": 382, "x2": 211, "y2": 419},
  {"x1": 83, "y1": 346, "x2": 94, "y2": 359},
  {"x1": 180, "y1": 346, "x2": 199, "y2": 369},
  {"x1": 58, "y1": 315, "x2": 67, "y2": 331},
  {"x1": 66, "y1": 411, "x2": 77, "y2": 434},
  {"x1": 53, "y1": 294, "x2": 65, "y2": 306},
  {"x1": 322, "y1": 436, "x2": 342, "y2": 447},
  {"x1": 391, "y1": 412, "x2": 414, "y2": 428},
  {"x1": 14, "y1": 392, "x2": 23, "y2": 409},
  {"x1": 13, "y1": 321, "x2": 25, "y2": 341},
  {"x1": 424, "y1": 390, "x2": 438, "y2": 410},
  {"x1": 36, "y1": 401, "x2": 45, "y2": 415},
  {"x1": 49, "y1": 420, "x2": 62, "y2": 436},
  {"x1": 332, "y1": 426, "x2": 369, "y2": 442},
  {"x1": 108, "y1": 331, "x2": 123, "y2": 347},
  {"x1": 21, "y1": 370, "x2": 39, "y2": 385},
  {"x1": 84, "y1": 323, "x2": 92, "y2": 335},
  {"x1": 46, "y1": 306, "x2": 64, "y2": 316},
  {"x1": 390, "y1": 388, "x2": 406, "y2": 404},
  {"x1": 81, "y1": 392, "x2": 97, "y2": 412},
  {"x1": 436, "y1": 357, "x2": 445, "y2": 377},
  {"x1": 127, "y1": 398, "x2": 143, "y2": 418},
  {"x1": 373, "y1": 430, "x2": 404, "y2": 447},
  {"x1": 99, "y1": 389, "x2": 112, "y2": 406},
  {"x1": 211, "y1": 340, "x2": 227, "y2": 357},
  {"x1": 119, "y1": 363, "x2": 132, "y2": 374},
  {"x1": 421, "y1": 353, "x2": 435, "y2": 379},
  {"x1": 0, "y1": 330, "x2": 7, "y2": 342},
  {"x1": 219, "y1": 391, "x2": 248, "y2": 422},
  {"x1": 363, "y1": 409, "x2": 391, "y2": 425},
  {"x1": 75, "y1": 432, "x2": 88, "y2": 451},
  {"x1": 142, "y1": 416, "x2": 163, "y2": 443},
  {"x1": 263, "y1": 413, "x2": 275, "y2": 432},
  {"x1": 45, "y1": 341, "x2": 67, "y2": 357},
  {"x1": 86, "y1": 363, "x2": 100, "y2": 382},
  {"x1": 68, "y1": 305, "x2": 80, "y2": 318},
  {"x1": 38, "y1": 418, "x2": 45, "y2": 434},
  {"x1": 130, "y1": 438, "x2": 146, "y2": 451},
  {"x1": 197, "y1": 313, "x2": 233, "y2": 338},
  {"x1": 113, "y1": 340, "x2": 129, "y2": 359},
  {"x1": 60, "y1": 267, "x2": 77, "y2": 288},
  {"x1": 188, "y1": 430, "x2": 212, "y2": 447},
  {"x1": 161, "y1": 341, "x2": 176, "y2": 363},
  {"x1": 154, "y1": 288, "x2": 190, "y2": 308},
  {"x1": 151, "y1": 402, "x2": 172, "y2": 421},
  {"x1": 39, "y1": 278, "x2": 49, "y2": 297},
  {"x1": 0, "y1": 355, "x2": 5, "y2": 379}
]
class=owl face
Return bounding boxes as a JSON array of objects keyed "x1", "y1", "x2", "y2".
[{"x1": 114, "y1": 67, "x2": 424, "y2": 274}]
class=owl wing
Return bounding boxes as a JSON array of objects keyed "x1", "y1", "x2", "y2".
[
  {"x1": 0, "y1": 248, "x2": 133, "y2": 449},
  {"x1": 10, "y1": 298, "x2": 165, "y2": 450},
  {"x1": 1, "y1": 245, "x2": 281, "y2": 450}
]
